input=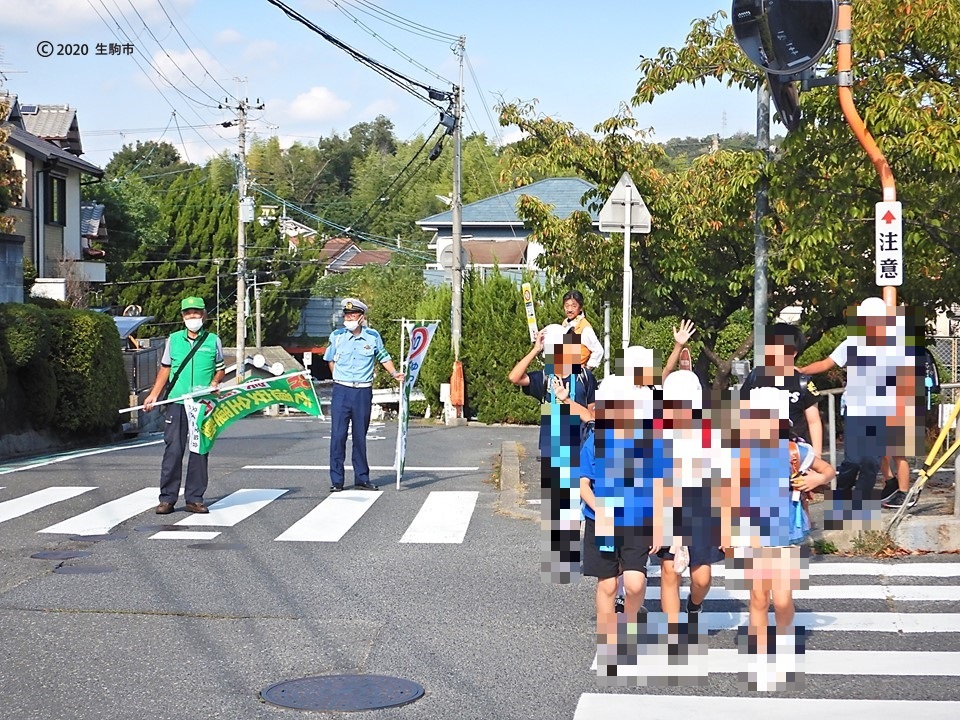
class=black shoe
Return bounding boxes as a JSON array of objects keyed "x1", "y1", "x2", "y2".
[
  {"x1": 330, "y1": 485, "x2": 344, "y2": 493},
  {"x1": 686, "y1": 599, "x2": 703, "y2": 621},
  {"x1": 882, "y1": 490, "x2": 906, "y2": 509},
  {"x1": 879, "y1": 477, "x2": 899, "y2": 504},
  {"x1": 354, "y1": 482, "x2": 377, "y2": 491}
]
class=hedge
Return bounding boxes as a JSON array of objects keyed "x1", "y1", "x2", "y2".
[
  {"x1": 16, "y1": 358, "x2": 58, "y2": 428},
  {"x1": 0, "y1": 302, "x2": 52, "y2": 368},
  {"x1": 45, "y1": 309, "x2": 128, "y2": 434}
]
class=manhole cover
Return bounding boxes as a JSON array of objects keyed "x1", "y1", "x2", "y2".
[
  {"x1": 260, "y1": 675, "x2": 424, "y2": 712},
  {"x1": 70, "y1": 533, "x2": 127, "y2": 542},
  {"x1": 135, "y1": 525, "x2": 186, "y2": 533},
  {"x1": 187, "y1": 542, "x2": 245, "y2": 550},
  {"x1": 31, "y1": 551, "x2": 92, "y2": 560},
  {"x1": 53, "y1": 565, "x2": 114, "y2": 574}
]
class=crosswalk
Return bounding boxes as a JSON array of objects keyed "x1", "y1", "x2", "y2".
[
  {"x1": 576, "y1": 560, "x2": 960, "y2": 718},
  {"x1": 0, "y1": 485, "x2": 482, "y2": 544}
]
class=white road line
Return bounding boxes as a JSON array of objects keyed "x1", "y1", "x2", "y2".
[
  {"x1": 0, "y1": 487, "x2": 96, "y2": 525},
  {"x1": 175, "y1": 489, "x2": 288, "y2": 527},
  {"x1": 0, "y1": 440, "x2": 163, "y2": 475},
  {"x1": 640, "y1": 585, "x2": 960, "y2": 602},
  {"x1": 589, "y1": 649, "x2": 960, "y2": 675},
  {"x1": 38, "y1": 487, "x2": 159, "y2": 536},
  {"x1": 647, "y1": 562, "x2": 960, "y2": 579},
  {"x1": 574, "y1": 695, "x2": 960, "y2": 720},
  {"x1": 400, "y1": 491, "x2": 479, "y2": 544},
  {"x1": 275, "y1": 490, "x2": 383, "y2": 542},
  {"x1": 244, "y1": 465, "x2": 480, "y2": 471},
  {"x1": 693, "y1": 611, "x2": 960, "y2": 633},
  {"x1": 149, "y1": 530, "x2": 221, "y2": 540}
]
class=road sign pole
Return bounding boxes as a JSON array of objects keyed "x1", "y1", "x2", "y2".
[{"x1": 622, "y1": 184, "x2": 633, "y2": 349}]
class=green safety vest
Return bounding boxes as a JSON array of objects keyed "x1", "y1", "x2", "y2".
[{"x1": 167, "y1": 330, "x2": 219, "y2": 402}]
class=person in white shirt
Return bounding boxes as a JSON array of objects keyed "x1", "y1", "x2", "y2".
[{"x1": 560, "y1": 290, "x2": 604, "y2": 371}]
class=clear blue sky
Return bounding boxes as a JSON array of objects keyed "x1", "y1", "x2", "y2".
[{"x1": 2, "y1": 0, "x2": 758, "y2": 169}]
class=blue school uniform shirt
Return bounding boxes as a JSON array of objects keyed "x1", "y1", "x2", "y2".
[
  {"x1": 591, "y1": 428, "x2": 661, "y2": 529},
  {"x1": 739, "y1": 441, "x2": 814, "y2": 547}
]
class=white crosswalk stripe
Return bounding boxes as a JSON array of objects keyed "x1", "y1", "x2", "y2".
[
  {"x1": 0, "y1": 485, "x2": 484, "y2": 545},
  {"x1": 576, "y1": 558, "x2": 960, "y2": 717},
  {"x1": 38, "y1": 487, "x2": 160, "y2": 536},
  {"x1": 0, "y1": 487, "x2": 96, "y2": 525}
]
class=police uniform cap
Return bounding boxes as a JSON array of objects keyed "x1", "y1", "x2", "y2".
[
  {"x1": 342, "y1": 298, "x2": 368, "y2": 313},
  {"x1": 180, "y1": 296, "x2": 205, "y2": 312}
]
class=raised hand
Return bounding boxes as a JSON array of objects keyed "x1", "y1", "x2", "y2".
[{"x1": 673, "y1": 319, "x2": 697, "y2": 346}]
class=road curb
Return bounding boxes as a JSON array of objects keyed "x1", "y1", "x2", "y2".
[
  {"x1": 497, "y1": 441, "x2": 539, "y2": 521},
  {"x1": 889, "y1": 514, "x2": 960, "y2": 552}
]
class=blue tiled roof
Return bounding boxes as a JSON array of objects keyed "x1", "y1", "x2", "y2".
[{"x1": 417, "y1": 177, "x2": 597, "y2": 228}]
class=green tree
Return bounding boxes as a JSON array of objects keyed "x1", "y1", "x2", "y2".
[
  {"x1": 631, "y1": 2, "x2": 960, "y2": 340},
  {"x1": 0, "y1": 102, "x2": 23, "y2": 234}
]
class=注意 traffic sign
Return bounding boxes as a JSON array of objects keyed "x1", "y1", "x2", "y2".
[{"x1": 875, "y1": 201, "x2": 903, "y2": 287}]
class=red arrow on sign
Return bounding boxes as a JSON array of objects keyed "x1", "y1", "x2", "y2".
[{"x1": 882, "y1": 210, "x2": 897, "y2": 224}]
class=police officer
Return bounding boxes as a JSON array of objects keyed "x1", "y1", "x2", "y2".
[
  {"x1": 324, "y1": 298, "x2": 404, "y2": 491},
  {"x1": 144, "y1": 296, "x2": 225, "y2": 514}
]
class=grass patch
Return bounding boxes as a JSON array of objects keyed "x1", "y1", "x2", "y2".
[
  {"x1": 850, "y1": 530, "x2": 900, "y2": 556},
  {"x1": 811, "y1": 539, "x2": 838, "y2": 555}
]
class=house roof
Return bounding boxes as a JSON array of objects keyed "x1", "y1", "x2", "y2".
[
  {"x1": 319, "y1": 237, "x2": 358, "y2": 261},
  {"x1": 81, "y1": 202, "x2": 107, "y2": 238},
  {"x1": 4, "y1": 124, "x2": 103, "y2": 177},
  {"x1": 463, "y1": 240, "x2": 527, "y2": 266},
  {"x1": 417, "y1": 177, "x2": 598, "y2": 228},
  {"x1": 337, "y1": 249, "x2": 393, "y2": 269},
  {"x1": 20, "y1": 104, "x2": 83, "y2": 155}
]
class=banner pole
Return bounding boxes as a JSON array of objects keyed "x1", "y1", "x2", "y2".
[
  {"x1": 395, "y1": 318, "x2": 407, "y2": 489},
  {"x1": 118, "y1": 370, "x2": 311, "y2": 414}
]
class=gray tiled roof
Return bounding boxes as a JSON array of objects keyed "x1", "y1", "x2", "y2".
[
  {"x1": 4, "y1": 124, "x2": 103, "y2": 176},
  {"x1": 417, "y1": 177, "x2": 598, "y2": 228},
  {"x1": 21, "y1": 105, "x2": 77, "y2": 140}
]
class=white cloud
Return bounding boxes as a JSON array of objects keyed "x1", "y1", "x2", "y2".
[
  {"x1": 4, "y1": 0, "x2": 194, "y2": 30},
  {"x1": 500, "y1": 127, "x2": 529, "y2": 145},
  {"x1": 150, "y1": 48, "x2": 221, "y2": 94},
  {"x1": 286, "y1": 86, "x2": 351, "y2": 123},
  {"x1": 214, "y1": 28, "x2": 243, "y2": 45}
]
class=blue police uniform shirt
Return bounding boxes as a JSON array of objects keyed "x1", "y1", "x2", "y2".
[{"x1": 323, "y1": 327, "x2": 391, "y2": 383}]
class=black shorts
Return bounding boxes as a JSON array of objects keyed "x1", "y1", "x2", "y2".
[
  {"x1": 656, "y1": 544, "x2": 724, "y2": 567},
  {"x1": 582, "y1": 518, "x2": 650, "y2": 579}
]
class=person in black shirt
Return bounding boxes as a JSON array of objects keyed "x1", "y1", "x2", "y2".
[{"x1": 739, "y1": 323, "x2": 823, "y2": 457}]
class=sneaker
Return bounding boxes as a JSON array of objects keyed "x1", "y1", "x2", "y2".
[
  {"x1": 686, "y1": 599, "x2": 703, "y2": 621},
  {"x1": 615, "y1": 594, "x2": 625, "y2": 613},
  {"x1": 879, "y1": 477, "x2": 899, "y2": 504},
  {"x1": 882, "y1": 490, "x2": 906, "y2": 509}
]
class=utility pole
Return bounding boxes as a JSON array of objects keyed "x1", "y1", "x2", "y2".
[
  {"x1": 450, "y1": 36, "x2": 465, "y2": 362},
  {"x1": 753, "y1": 84, "x2": 771, "y2": 364},
  {"x1": 221, "y1": 95, "x2": 263, "y2": 382}
]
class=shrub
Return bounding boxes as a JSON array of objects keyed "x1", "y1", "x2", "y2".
[
  {"x1": 0, "y1": 302, "x2": 52, "y2": 368},
  {"x1": 16, "y1": 358, "x2": 57, "y2": 428},
  {"x1": 46, "y1": 309, "x2": 128, "y2": 433}
]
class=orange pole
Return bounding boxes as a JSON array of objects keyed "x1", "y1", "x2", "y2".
[{"x1": 836, "y1": 0, "x2": 897, "y2": 306}]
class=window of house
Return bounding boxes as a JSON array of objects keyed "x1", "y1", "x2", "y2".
[{"x1": 45, "y1": 174, "x2": 66, "y2": 225}]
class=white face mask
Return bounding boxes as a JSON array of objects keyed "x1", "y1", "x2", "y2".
[
  {"x1": 344, "y1": 320, "x2": 360, "y2": 331},
  {"x1": 184, "y1": 318, "x2": 204, "y2": 333}
]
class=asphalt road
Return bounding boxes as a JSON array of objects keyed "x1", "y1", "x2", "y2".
[{"x1": 0, "y1": 416, "x2": 959, "y2": 719}]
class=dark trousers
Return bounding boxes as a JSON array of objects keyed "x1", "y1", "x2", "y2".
[
  {"x1": 329, "y1": 383, "x2": 373, "y2": 488},
  {"x1": 159, "y1": 403, "x2": 209, "y2": 504},
  {"x1": 836, "y1": 414, "x2": 888, "y2": 500}
]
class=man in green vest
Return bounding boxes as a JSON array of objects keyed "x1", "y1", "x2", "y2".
[{"x1": 144, "y1": 296, "x2": 225, "y2": 514}]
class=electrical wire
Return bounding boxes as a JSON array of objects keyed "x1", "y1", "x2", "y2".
[
  {"x1": 326, "y1": 0, "x2": 453, "y2": 85},
  {"x1": 264, "y1": 0, "x2": 452, "y2": 110},
  {"x1": 464, "y1": 51, "x2": 502, "y2": 148},
  {"x1": 351, "y1": 0, "x2": 458, "y2": 42},
  {"x1": 156, "y1": 0, "x2": 238, "y2": 102}
]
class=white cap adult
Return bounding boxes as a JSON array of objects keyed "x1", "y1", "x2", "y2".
[{"x1": 661, "y1": 369, "x2": 703, "y2": 410}]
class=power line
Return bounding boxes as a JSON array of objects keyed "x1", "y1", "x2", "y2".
[
  {"x1": 156, "y1": 0, "x2": 238, "y2": 102},
  {"x1": 326, "y1": 0, "x2": 454, "y2": 85},
  {"x1": 264, "y1": 0, "x2": 453, "y2": 111},
  {"x1": 351, "y1": 0, "x2": 458, "y2": 42}
]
